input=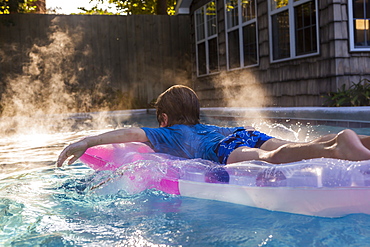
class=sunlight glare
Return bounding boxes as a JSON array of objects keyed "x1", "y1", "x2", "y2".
[{"x1": 46, "y1": 0, "x2": 117, "y2": 14}]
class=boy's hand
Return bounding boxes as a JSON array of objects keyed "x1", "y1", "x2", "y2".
[
  {"x1": 56, "y1": 128, "x2": 148, "y2": 167},
  {"x1": 57, "y1": 139, "x2": 89, "y2": 167}
]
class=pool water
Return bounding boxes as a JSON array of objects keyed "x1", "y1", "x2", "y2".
[{"x1": 1, "y1": 112, "x2": 370, "y2": 246}]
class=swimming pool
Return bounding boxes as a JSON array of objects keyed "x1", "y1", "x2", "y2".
[{"x1": 1, "y1": 108, "x2": 370, "y2": 246}]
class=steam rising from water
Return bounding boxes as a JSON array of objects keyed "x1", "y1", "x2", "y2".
[
  {"x1": 212, "y1": 73, "x2": 324, "y2": 142},
  {"x1": 213, "y1": 71, "x2": 279, "y2": 136},
  {"x1": 217, "y1": 71, "x2": 270, "y2": 109},
  {"x1": 0, "y1": 18, "x2": 114, "y2": 135}
]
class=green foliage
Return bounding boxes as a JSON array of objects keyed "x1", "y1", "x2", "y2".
[
  {"x1": 273, "y1": 0, "x2": 288, "y2": 9},
  {"x1": 324, "y1": 79, "x2": 370, "y2": 107},
  {"x1": 77, "y1": 6, "x2": 118, "y2": 15},
  {"x1": 0, "y1": 0, "x2": 9, "y2": 14},
  {"x1": 81, "y1": 0, "x2": 176, "y2": 15},
  {"x1": 0, "y1": 0, "x2": 38, "y2": 14}
]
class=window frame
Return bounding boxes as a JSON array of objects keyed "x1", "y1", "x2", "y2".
[
  {"x1": 224, "y1": 0, "x2": 259, "y2": 71},
  {"x1": 268, "y1": 0, "x2": 320, "y2": 63},
  {"x1": 348, "y1": 0, "x2": 370, "y2": 52},
  {"x1": 194, "y1": 1, "x2": 220, "y2": 77}
]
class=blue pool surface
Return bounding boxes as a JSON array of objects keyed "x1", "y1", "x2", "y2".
[
  {"x1": 1, "y1": 107, "x2": 370, "y2": 246},
  {"x1": 3, "y1": 163, "x2": 370, "y2": 246}
]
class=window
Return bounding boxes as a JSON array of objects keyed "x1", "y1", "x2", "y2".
[
  {"x1": 195, "y1": 1, "x2": 219, "y2": 76},
  {"x1": 269, "y1": 0, "x2": 319, "y2": 62},
  {"x1": 349, "y1": 0, "x2": 370, "y2": 51},
  {"x1": 225, "y1": 0, "x2": 258, "y2": 70}
]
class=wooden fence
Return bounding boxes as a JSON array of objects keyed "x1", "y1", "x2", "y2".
[{"x1": 0, "y1": 14, "x2": 191, "y2": 114}]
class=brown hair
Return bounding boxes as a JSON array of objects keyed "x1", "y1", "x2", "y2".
[{"x1": 155, "y1": 85, "x2": 200, "y2": 126}]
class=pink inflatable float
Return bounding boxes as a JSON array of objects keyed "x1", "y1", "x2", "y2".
[{"x1": 80, "y1": 142, "x2": 370, "y2": 217}]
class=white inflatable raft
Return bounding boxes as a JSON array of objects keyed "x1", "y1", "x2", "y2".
[{"x1": 80, "y1": 142, "x2": 370, "y2": 217}]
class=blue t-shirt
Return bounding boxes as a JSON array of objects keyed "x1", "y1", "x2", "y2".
[{"x1": 141, "y1": 124, "x2": 243, "y2": 163}]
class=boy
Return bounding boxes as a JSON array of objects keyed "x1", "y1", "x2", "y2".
[{"x1": 57, "y1": 85, "x2": 370, "y2": 167}]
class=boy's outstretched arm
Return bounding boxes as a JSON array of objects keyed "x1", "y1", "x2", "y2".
[{"x1": 57, "y1": 128, "x2": 148, "y2": 167}]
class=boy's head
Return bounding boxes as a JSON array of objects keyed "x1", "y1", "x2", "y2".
[{"x1": 155, "y1": 85, "x2": 200, "y2": 127}]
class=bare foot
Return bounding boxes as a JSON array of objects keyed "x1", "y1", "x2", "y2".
[
  {"x1": 334, "y1": 130, "x2": 370, "y2": 161},
  {"x1": 359, "y1": 135, "x2": 370, "y2": 150}
]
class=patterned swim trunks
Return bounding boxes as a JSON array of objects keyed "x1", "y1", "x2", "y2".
[{"x1": 216, "y1": 129, "x2": 273, "y2": 164}]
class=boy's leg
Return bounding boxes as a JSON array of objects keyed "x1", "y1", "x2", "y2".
[
  {"x1": 258, "y1": 134, "x2": 342, "y2": 151},
  {"x1": 258, "y1": 138, "x2": 292, "y2": 151},
  {"x1": 227, "y1": 129, "x2": 370, "y2": 164},
  {"x1": 299, "y1": 134, "x2": 370, "y2": 151},
  {"x1": 260, "y1": 133, "x2": 370, "y2": 153}
]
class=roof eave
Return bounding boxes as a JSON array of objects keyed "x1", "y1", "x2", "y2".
[{"x1": 175, "y1": 0, "x2": 193, "y2": 15}]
